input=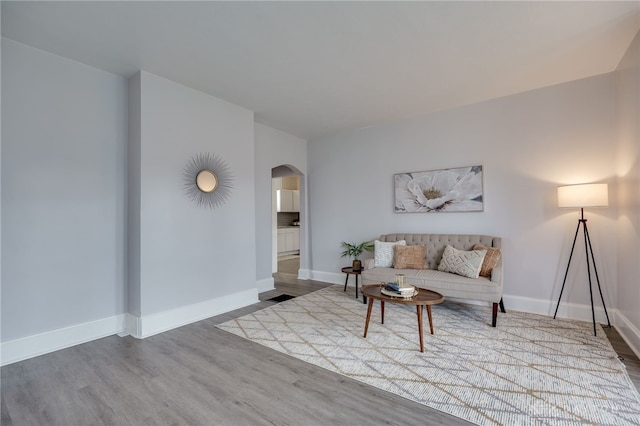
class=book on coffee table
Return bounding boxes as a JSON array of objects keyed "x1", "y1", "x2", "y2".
[{"x1": 383, "y1": 283, "x2": 416, "y2": 297}]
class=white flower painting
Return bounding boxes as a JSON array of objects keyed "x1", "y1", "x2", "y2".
[{"x1": 394, "y1": 166, "x2": 483, "y2": 213}]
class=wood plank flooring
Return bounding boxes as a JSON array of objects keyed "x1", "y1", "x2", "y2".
[
  {"x1": 2, "y1": 275, "x2": 639, "y2": 425},
  {"x1": 276, "y1": 255, "x2": 299, "y2": 275}
]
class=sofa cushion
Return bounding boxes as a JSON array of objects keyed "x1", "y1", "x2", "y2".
[
  {"x1": 374, "y1": 239, "x2": 406, "y2": 267},
  {"x1": 473, "y1": 244, "x2": 502, "y2": 277},
  {"x1": 437, "y1": 245, "x2": 486, "y2": 279},
  {"x1": 377, "y1": 234, "x2": 496, "y2": 270},
  {"x1": 393, "y1": 245, "x2": 427, "y2": 269}
]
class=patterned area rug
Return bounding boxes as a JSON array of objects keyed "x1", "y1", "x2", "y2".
[{"x1": 217, "y1": 285, "x2": 640, "y2": 425}]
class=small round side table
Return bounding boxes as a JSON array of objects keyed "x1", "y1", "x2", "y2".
[{"x1": 341, "y1": 266, "x2": 364, "y2": 302}]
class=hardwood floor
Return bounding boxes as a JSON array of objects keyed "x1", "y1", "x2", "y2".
[
  {"x1": 275, "y1": 255, "x2": 299, "y2": 275},
  {"x1": 2, "y1": 276, "x2": 639, "y2": 425}
]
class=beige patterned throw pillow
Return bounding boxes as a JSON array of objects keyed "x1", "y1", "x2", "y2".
[
  {"x1": 473, "y1": 244, "x2": 502, "y2": 277},
  {"x1": 437, "y1": 245, "x2": 487, "y2": 279},
  {"x1": 374, "y1": 240, "x2": 406, "y2": 267},
  {"x1": 393, "y1": 245, "x2": 427, "y2": 269}
]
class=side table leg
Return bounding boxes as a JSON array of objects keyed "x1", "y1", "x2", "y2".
[
  {"x1": 343, "y1": 273, "x2": 349, "y2": 292},
  {"x1": 427, "y1": 305, "x2": 435, "y2": 335},
  {"x1": 417, "y1": 305, "x2": 424, "y2": 353},
  {"x1": 355, "y1": 274, "x2": 359, "y2": 299},
  {"x1": 363, "y1": 298, "x2": 374, "y2": 338},
  {"x1": 381, "y1": 301, "x2": 385, "y2": 324}
]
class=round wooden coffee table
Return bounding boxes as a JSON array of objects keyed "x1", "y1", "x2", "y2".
[{"x1": 361, "y1": 284, "x2": 444, "y2": 352}]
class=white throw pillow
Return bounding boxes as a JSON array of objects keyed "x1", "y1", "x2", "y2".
[
  {"x1": 437, "y1": 245, "x2": 487, "y2": 279},
  {"x1": 374, "y1": 240, "x2": 406, "y2": 267}
]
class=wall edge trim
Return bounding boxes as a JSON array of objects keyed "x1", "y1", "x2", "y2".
[
  {"x1": 131, "y1": 289, "x2": 259, "y2": 339},
  {"x1": 1, "y1": 314, "x2": 126, "y2": 366}
]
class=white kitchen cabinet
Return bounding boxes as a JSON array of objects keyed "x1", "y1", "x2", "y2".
[
  {"x1": 285, "y1": 230, "x2": 296, "y2": 252},
  {"x1": 277, "y1": 189, "x2": 300, "y2": 212},
  {"x1": 276, "y1": 189, "x2": 291, "y2": 212},
  {"x1": 277, "y1": 227, "x2": 300, "y2": 254},
  {"x1": 291, "y1": 228, "x2": 299, "y2": 253},
  {"x1": 277, "y1": 229, "x2": 288, "y2": 253}
]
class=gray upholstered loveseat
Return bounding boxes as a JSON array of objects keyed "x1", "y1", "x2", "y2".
[{"x1": 361, "y1": 233, "x2": 505, "y2": 327}]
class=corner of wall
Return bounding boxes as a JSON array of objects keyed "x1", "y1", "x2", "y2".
[{"x1": 257, "y1": 277, "x2": 275, "y2": 293}]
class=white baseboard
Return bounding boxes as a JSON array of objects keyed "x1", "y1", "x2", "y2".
[
  {"x1": 1, "y1": 314, "x2": 126, "y2": 366},
  {"x1": 124, "y1": 313, "x2": 141, "y2": 338},
  {"x1": 297, "y1": 269, "x2": 312, "y2": 280},
  {"x1": 2, "y1": 289, "x2": 260, "y2": 365},
  {"x1": 310, "y1": 270, "x2": 344, "y2": 285},
  {"x1": 127, "y1": 288, "x2": 259, "y2": 339},
  {"x1": 613, "y1": 311, "x2": 640, "y2": 359},
  {"x1": 257, "y1": 277, "x2": 275, "y2": 293},
  {"x1": 504, "y1": 293, "x2": 614, "y2": 325}
]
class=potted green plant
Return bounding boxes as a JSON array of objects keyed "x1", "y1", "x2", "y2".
[{"x1": 340, "y1": 240, "x2": 374, "y2": 271}]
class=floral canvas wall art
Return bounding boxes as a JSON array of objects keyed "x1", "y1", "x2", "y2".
[{"x1": 394, "y1": 166, "x2": 483, "y2": 213}]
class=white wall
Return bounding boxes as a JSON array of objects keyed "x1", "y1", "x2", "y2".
[
  {"x1": 308, "y1": 74, "x2": 618, "y2": 323},
  {"x1": 0, "y1": 43, "x2": 262, "y2": 362},
  {"x1": 254, "y1": 123, "x2": 307, "y2": 289},
  {"x1": 1, "y1": 40, "x2": 127, "y2": 341},
  {"x1": 615, "y1": 30, "x2": 640, "y2": 355},
  {"x1": 128, "y1": 71, "x2": 257, "y2": 335}
]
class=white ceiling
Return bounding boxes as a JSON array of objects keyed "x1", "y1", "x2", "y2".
[{"x1": 2, "y1": 1, "x2": 639, "y2": 140}]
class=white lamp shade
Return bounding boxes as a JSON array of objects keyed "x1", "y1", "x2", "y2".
[{"x1": 557, "y1": 183, "x2": 608, "y2": 208}]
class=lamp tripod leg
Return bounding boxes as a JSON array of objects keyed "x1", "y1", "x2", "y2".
[
  {"x1": 584, "y1": 222, "x2": 611, "y2": 330},
  {"x1": 554, "y1": 220, "x2": 581, "y2": 319},
  {"x1": 583, "y1": 222, "x2": 597, "y2": 336}
]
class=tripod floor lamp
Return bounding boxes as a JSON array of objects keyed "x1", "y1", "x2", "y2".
[{"x1": 554, "y1": 183, "x2": 611, "y2": 336}]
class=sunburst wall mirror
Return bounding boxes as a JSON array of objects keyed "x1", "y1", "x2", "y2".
[{"x1": 183, "y1": 153, "x2": 233, "y2": 209}]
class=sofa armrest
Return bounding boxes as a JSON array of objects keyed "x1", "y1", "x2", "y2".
[
  {"x1": 491, "y1": 237, "x2": 504, "y2": 288},
  {"x1": 363, "y1": 258, "x2": 375, "y2": 270},
  {"x1": 490, "y1": 249, "x2": 503, "y2": 290}
]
